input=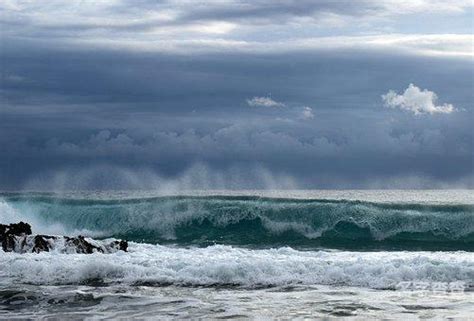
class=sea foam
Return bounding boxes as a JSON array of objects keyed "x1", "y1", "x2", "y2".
[{"x1": 1, "y1": 244, "x2": 473, "y2": 289}]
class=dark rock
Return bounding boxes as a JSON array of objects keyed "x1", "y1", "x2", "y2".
[
  {"x1": 1, "y1": 222, "x2": 128, "y2": 254},
  {"x1": 0, "y1": 221, "x2": 32, "y2": 252},
  {"x1": 108, "y1": 240, "x2": 128, "y2": 252},
  {"x1": 2, "y1": 235, "x2": 16, "y2": 252},
  {"x1": 8, "y1": 222, "x2": 32, "y2": 236},
  {"x1": 118, "y1": 240, "x2": 128, "y2": 252},
  {"x1": 32, "y1": 235, "x2": 54, "y2": 253},
  {"x1": 64, "y1": 235, "x2": 103, "y2": 254}
]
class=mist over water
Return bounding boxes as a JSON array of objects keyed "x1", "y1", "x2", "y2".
[
  {"x1": 19, "y1": 164, "x2": 299, "y2": 192},
  {"x1": 14, "y1": 163, "x2": 474, "y2": 193}
]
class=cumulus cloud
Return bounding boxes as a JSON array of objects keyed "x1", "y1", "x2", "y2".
[
  {"x1": 382, "y1": 83, "x2": 455, "y2": 115},
  {"x1": 300, "y1": 106, "x2": 314, "y2": 119},
  {"x1": 246, "y1": 96, "x2": 285, "y2": 107}
]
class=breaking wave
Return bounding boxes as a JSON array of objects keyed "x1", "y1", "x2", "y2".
[
  {"x1": 1, "y1": 244, "x2": 473, "y2": 289},
  {"x1": 1, "y1": 194, "x2": 473, "y2": 250}
]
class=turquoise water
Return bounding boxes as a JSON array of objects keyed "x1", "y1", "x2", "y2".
[{"x1": 3, "y1": 191, "x2": 473, "y2": 250}]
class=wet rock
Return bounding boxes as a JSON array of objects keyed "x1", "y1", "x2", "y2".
[
  {"x1": 0, "y1": 221, "x2": 32, "y2": 252},
  {"x1": 5, "y1": 222, "x2": 32, "y2": 235},
  {"x1": 118, "y1": 240, "x2": 128, "y2": 252},
  {"x1": 32, "y1": 235, "x2": 55, "y2": 253},
  {"x1": 1, "y1": 222, "x2": 128, "y2": 254},
  {"x1": 105, "y1": 240, "x2": 128, "y2": 252},
  {"x1": 65, "y1": 235, "x2": 102, "y2": 254}
]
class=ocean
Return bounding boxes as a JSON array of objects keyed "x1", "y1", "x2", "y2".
[{"x1": 1, "y1": 190, "x2": 473, "y2": 319}]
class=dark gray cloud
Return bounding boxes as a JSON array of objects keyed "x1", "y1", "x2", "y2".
[
  {"x1": 0, "y1": 1, "x2": 473, "y2": 189},
  {"x1": 171, "y1": 0, "x2": 380, "y2": 24}
]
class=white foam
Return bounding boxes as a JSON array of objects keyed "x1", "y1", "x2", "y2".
[
  {"x1": 1, "y1": 244, "x2": 473, "y2": 289},
  {"x1": 0, "y1": 199, "x2": 101, "y2": 237}
]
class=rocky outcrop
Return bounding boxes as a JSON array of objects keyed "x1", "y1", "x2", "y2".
[
  {"x1": 1, "y1": 222, "x2": 128, "y2": 254},
  {"x1": 0, "y1": 222, "x2": 32, "y2": 252}
]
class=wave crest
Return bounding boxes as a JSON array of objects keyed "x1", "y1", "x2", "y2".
[{"x1": 1, "y1": 195, "x2": 473, "y2": 250}]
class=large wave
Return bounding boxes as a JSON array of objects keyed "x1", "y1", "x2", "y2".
[{"x1": 1, "y1": 194, "x2": 473, "y2": 250}]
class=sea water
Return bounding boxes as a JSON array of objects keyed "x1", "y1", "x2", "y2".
[{"x1": 1, "y1": 190, "x2": 473, "y2": 319}]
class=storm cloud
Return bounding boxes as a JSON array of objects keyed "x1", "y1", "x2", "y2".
[{"x1": 0, "y1": 0, "x2": 473, "y2": 189}]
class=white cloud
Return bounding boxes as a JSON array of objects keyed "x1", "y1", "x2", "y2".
[
  {"x1": 380, "y1": 0, "x2": 472, "y2": 14},
  {"x1": 246, "y1": 96, "x2": 285, "y2": 108},
  {"x1": 51, "y1": 34, "x2": 473, "y2": 59},
  {"x1": 300, "y1": 106, "x2": 314, "y2": 119},
  {"x1": 2, "y1": 1, "x2": 472, "y2": 58},
  {"x1": 382, "y1": 83, "x2": 455, "y2": 115}
]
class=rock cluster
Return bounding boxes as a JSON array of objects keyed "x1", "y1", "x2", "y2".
[{"x1": 0, "y1": 221, "x2": 128, "y2": 254}]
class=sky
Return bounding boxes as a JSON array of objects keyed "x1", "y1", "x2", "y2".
[{"x1": 0, "y1": 0, "x2": 473, "y2": 190}]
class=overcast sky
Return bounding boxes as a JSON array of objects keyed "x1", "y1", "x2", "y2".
[{"x1": 0, "y1": 0, "x2": 473, "y2": 190}]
